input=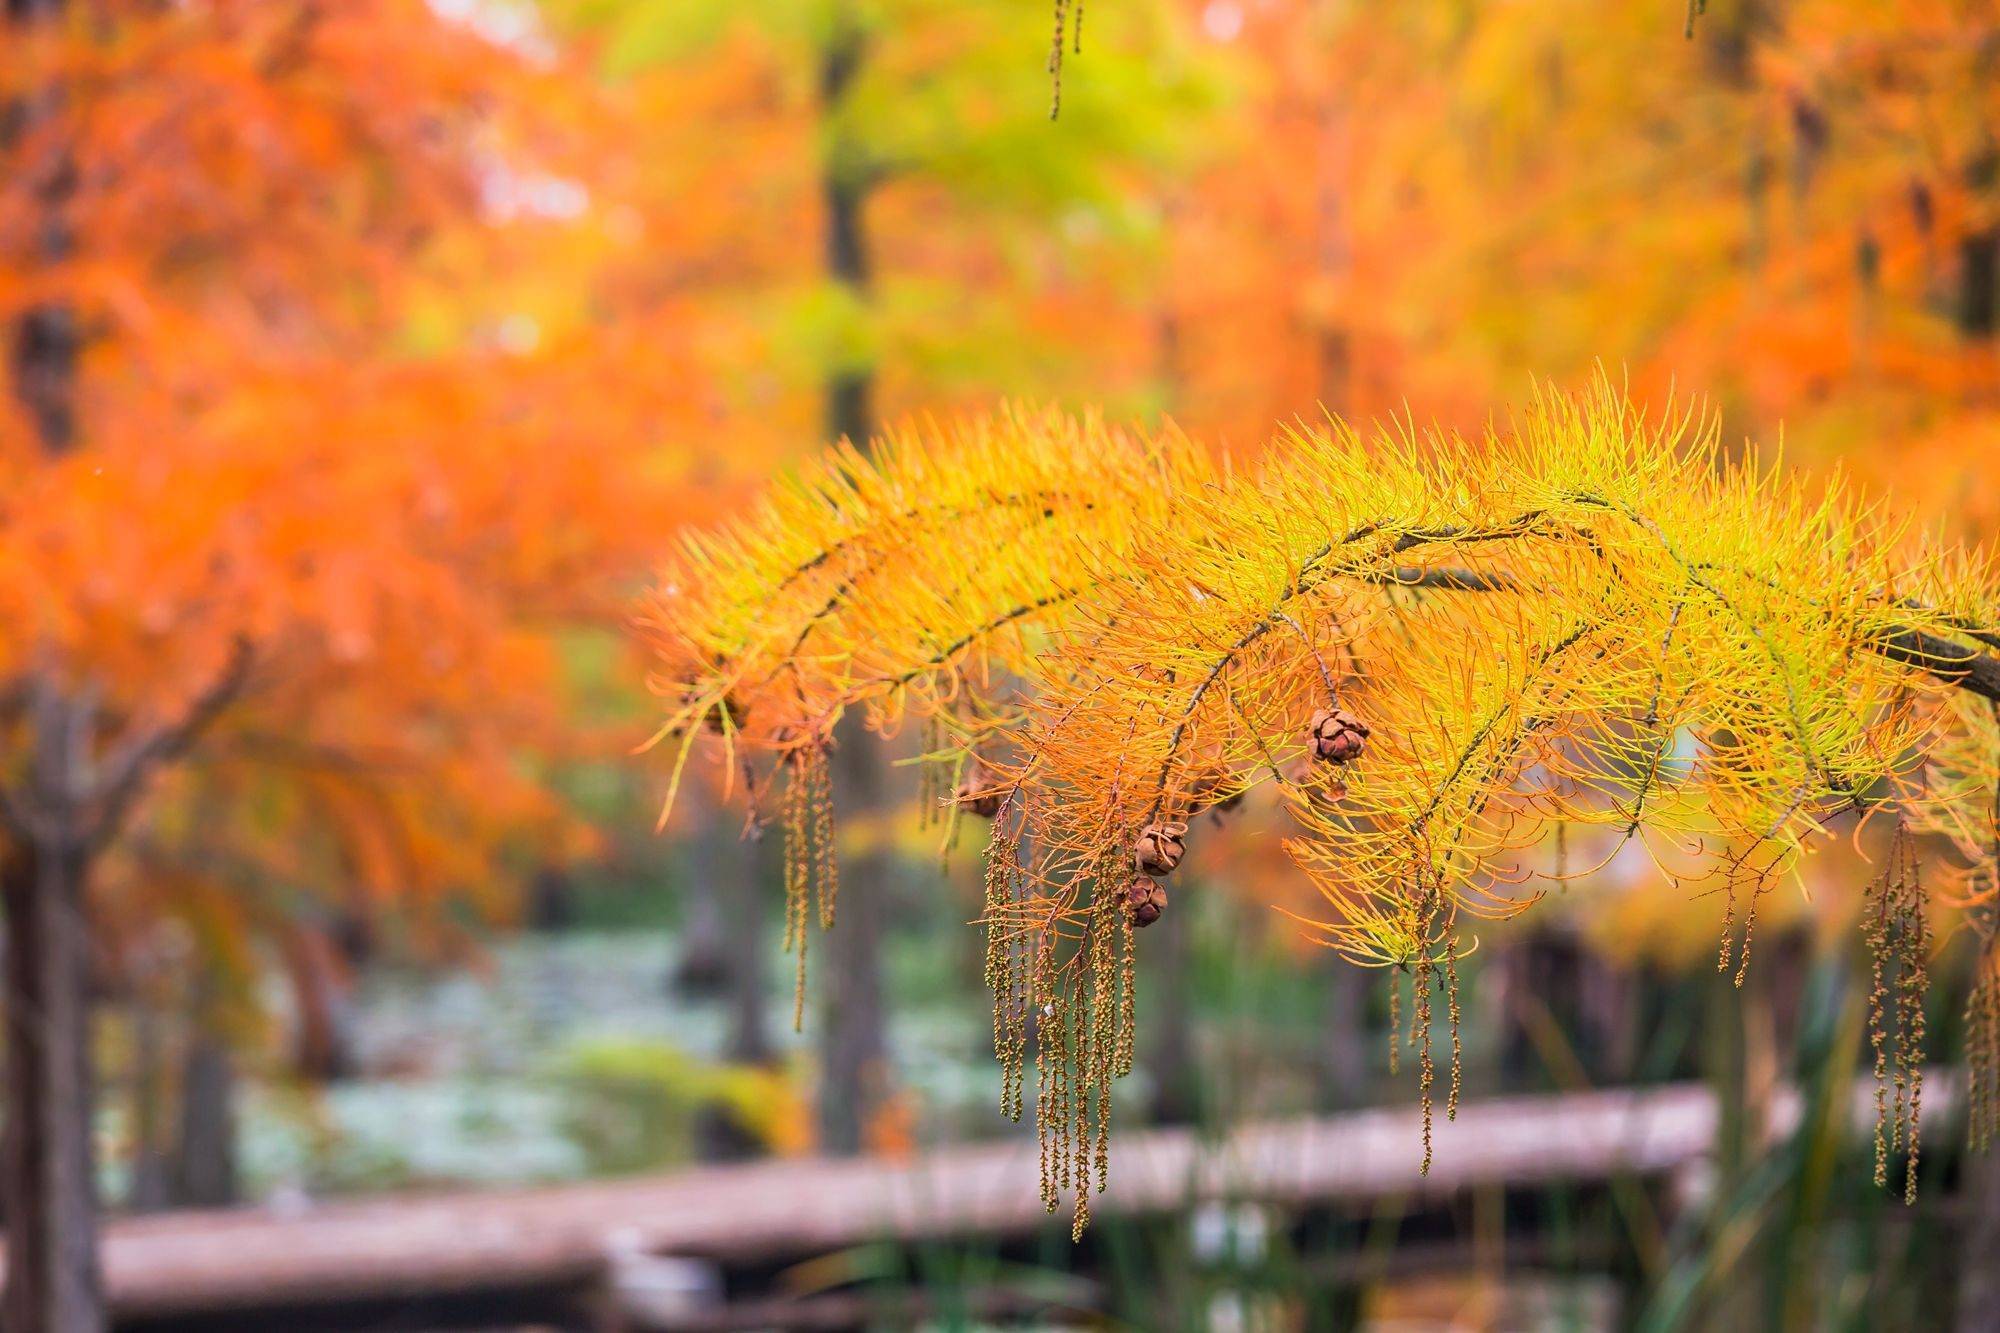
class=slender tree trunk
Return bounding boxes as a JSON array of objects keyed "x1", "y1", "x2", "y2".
[
  {"x1": 724, "y1": 831, "x2": 774, "y2": 1066},
  {"x1": 1960, "y1": 1143, "x2": 2000, "y2": 1331},
  {"x1": 169, "y1": 1029, "x2": 237, "y2": 1210},
  {"x1": 280, "y1": 920, "x2": 357, "y2": 1082},
  {"x1": 5, "y1": 7, "x2": 102, "y2": 1319},
  {"x1": 818, "y1": 734, "x2": 890, "y2": 1153},
  {"x1": 1144, "y1": 896, "x2": 1199, "y2": 1125},
  {"x1": 1956, "y1": 140, "x2": 1998, "y2": 1326},
  {"x1": 1318, "y1": 960, "x2": 1371, "y2": 1110},
  {"x1": 820, "y1": 15, "x2": 873, "y2": 456},
  {"x1": 812, "y1": 9, "x2": 893, "y2": 1156},
  {"x1": 1960, "y1": 223, "x2": 1997, "y2": 343},
  {"x1": 2, "y1": 840, "x2": 105, "y2": 1333},
  {"x1": 123, "y1": 993, "x2": 171, "y2": 1214},
  {"x1": 671, "y1": 789, "x2": 736, "y2": 996}
]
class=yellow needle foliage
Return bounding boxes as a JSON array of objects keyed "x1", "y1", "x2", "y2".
[{"x1": 643, "y1": 380, "x2": 2000, "y2": 1234}]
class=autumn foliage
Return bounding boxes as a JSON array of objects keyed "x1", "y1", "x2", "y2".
[
  {"x1": 647, "y1": 382, "x2": 2000, "y2": 1232},
  {"x1": 2, "y1": 4, "x2": 683, "y2": 1325}
]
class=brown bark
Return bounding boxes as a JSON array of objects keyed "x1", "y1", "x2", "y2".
[
  {"x1": 1144, "y1": 897, "x2": 1200, "y2": 1124},
  {"x1": 812, "y1": 5, "x2": 893, "y2": 1157},
  {"x1": 2, "y1": 841, "x2": 105, "y2": 1333},
  {"x1": 169, "y1": 1029, "x2": 237, "y2": 1210},
  {"x1": 4, "y1": 5, "x2": 104, "y2": 1321},
  {"x1": 818, "y1": 728, "x2": 890, "y2": 1155},
  {"x1": 279, "y1": 922, "x2": 357, "y2": 1082},
  {"x1": 1960, "y1": 1143, "x2": 2000, "y2": 1331},
  {"x1": 724, "y1": 832, "x2": 775, "y2": 1067}
]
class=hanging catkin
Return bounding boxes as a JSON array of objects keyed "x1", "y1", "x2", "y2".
[
  {"x1": 1000, "y1": 841, "x2": 1140, "y2": 1233},
  {"x1": 781, "y1": 744, "x2": 837, "y2": 1032},
  {"x1": 1445, "y1": 936, "x2": 1463, "y2": 1123},
  {"x1": 1864, "y1": 819, "x2": 1928, "y2": 1201},
  {"x1": 1971, "y1": 712, "x2": 2000, "y2": 1156},
  {"x1": 983, "y1": 816, "x2": 1028, "y2": 1123}
]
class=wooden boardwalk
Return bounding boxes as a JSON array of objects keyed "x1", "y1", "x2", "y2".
[{"x1": 6, "y1": 1078, "x2": 1916, "y2": 1323}]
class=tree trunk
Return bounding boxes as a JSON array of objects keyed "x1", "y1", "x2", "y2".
[
  {"x1": 812, "y1": 7, "x2": 892, "y2": 1157},
  {"x1": 817, "y1": 731, "x2": 890, "y2": 1154},
  {"x1": 1960, "y1": 1142, "x2": 2000, "y2": 1331},
  {"x1": 671, "y1": 789, "x2": 736, "y2": 997},
  {"x1": 1960, "y1": 225, "x2": 1997, "y2": 342},
  {"x1": 1144, "y1": 897, "x2": 1199, "y2": 1125},
  {"x1": 1318, "y1": 961, "x2": 1371, "y2": 1111},
  {"x1": 281, "y1": 921, "x2": 357, "y2": 1082},
  {"x1": 724, "y1": 832, "x2": 774, "y2": 1066},
  {"x1": 2, "y1": 841, "x2": 106, "y2": 1333},
  {"x1": 123, "y1": 994, "x2": 171, "y2": 1214},
  {"x1": 169, "y1": 1029, "x2": 238, "y2": 1210}
]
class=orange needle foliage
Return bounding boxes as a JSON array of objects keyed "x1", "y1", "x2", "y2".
[
  {"x1": 2, "y1": 7, "x2": 691, "y2": 1321},
  {"x1": 648, "y1": 379, "x2": 2000, "y2": 1234},
  {"x1": 1, "y1": 1, "x2": 683, "y2": 918}
]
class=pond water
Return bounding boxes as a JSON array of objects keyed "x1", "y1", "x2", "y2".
[{"x1": 227, "y1": 927, "x2": 1006, "y2": 1200}]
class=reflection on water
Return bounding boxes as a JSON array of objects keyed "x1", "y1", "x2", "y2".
[{"x1": 226, "y1": 929, "x2": 995, "y2": 1200}]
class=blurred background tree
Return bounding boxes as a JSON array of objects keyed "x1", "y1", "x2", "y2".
[
  {"x1": 544, "y1": 0, "x2": 1219, "y2": 1153},
  {"x1": 0, "y1": 2, "x2": 692, "y2": 1326}
]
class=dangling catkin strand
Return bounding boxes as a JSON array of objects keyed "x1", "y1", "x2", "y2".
[
  {"x1": 1717, "y1": 876, "x2": 1738, "y2": 977},
  {"x1": 1971, "y1": 960, "x2": 2000, "y2": 1154},
  {"x1": 1048, "y1": 920, "x2": 1064, "y2": 1208},
  {"x1": 1446, "y1": 936, "x2": 1463, "y2": 1123},
  {"x1": 1052, "y1": 986, "x2": 1073, "y2": 1197},
  {"x1": 1864, "y1": 820, "x2": 1931, "y2": 1201},
  {"x1": 1978, "y1": 711, "x2": 2000, "y2": 1155},
  {"x1": 1866, "y1": 847, "x2": 1893, "y2": 1187},
  {"x1": 809, "y1": 747, "x2": 838, "y2": 931},
  {"x1": 1116, "y1": 906, "x2": 1136, "y2": 1079},
  {"x1": 792, "y1": 921, "x2": 809, "y2": 1033},
  {"x1": 1733, "y1": 879, "x2": 1761, "y2": 990},
  {"x1": 1088, "y1": 873, "x2": 1117, "y2": 1195},
  {"x1": 1072, "y1": 975, "x2": 1092, "y2": 1239},
  {"x1": 984, "y1": 817, "x2": 1030, "y2": 1121},
  {"x1": 1895, "y1": 827, "x2": 1928, "y2": 1204},
  {"x1": 1047, "y1": 0, "x2": 1068, "y2": 120},
  {"x1": 782, "y1": 755, "x2": 811, "y2": 1033},
  {"x1": 1416, "y1": 953, "x2": 1434, "y2": 1176},
  {"x1": 779, "y1": 746, "x2": 841, "y2": 1032},
  {"x1": 1413, "y1": 909, "x2": 1436, "y2": 1176}
]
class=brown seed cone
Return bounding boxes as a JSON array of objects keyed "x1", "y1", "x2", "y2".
[
  {"x1": 955, "y1": 766, "x2": 1004, "y2": 818},
  {"x1": 1307, "y1": 707, "x2": 1370, "y2": 764},
  {"x1": 1131, "y1": 821, "x2": 1187, "y2": 875},
  {"x1": 1123, "y1": 875, "x2": 1169, "y2": 928}
]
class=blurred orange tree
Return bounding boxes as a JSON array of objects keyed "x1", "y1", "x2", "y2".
[
  {"x1": 548, "y1": 0, "x2": 1224, "y2": 1154},
  {"x1": 1159, "y1": 0, "x2": 1999, "y2": 502},
  {"x1": 0, "y1": 3, "x2": 690, "y2": 1327}
]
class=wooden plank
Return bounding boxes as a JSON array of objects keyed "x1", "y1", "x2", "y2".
[{"x1": 0, "y1": 1077, "x2": 1932, "y2": 1319}]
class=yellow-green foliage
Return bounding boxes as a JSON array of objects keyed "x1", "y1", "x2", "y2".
[
  {"x1": 643, "y1": 379, "x2": 2000, "y2": 1232},
  {"x1": 554, "y1": 1038, "x2": 807, "y2": 1172}
]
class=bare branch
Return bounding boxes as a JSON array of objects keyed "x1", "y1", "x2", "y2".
[{"x1": 87, "y1": 637, "x2": 255, "y2": 850}]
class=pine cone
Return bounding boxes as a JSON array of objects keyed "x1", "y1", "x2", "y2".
[
  {"x1": 955, "y1": 768, "x2": 1004, "y2": 818},
  {"x1": 1123, "y1": 875, "x2": 1169, "y2": 928},
  {"x1": 1132, "y1": 821, "x2": 1188, "y2": 875},
  {"x1": 1307, "y1": 707, "x2": 1370, "y2": 764}
]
